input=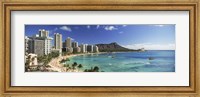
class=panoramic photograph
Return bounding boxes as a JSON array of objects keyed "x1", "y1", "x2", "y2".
[{"x1": 25, "y1": 24, "x2": 175, "y2": 72}]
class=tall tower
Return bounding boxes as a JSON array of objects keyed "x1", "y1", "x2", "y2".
[
  {"x1": 66, "y1": 37, "x2": 72, "y2": 48},
  {"x1": 27, "y1": 29, "x2": 53, "y2": 56},
  {"x1": 85, "y1": 44, "x2": 88, "y2": 53},
  {"x1": 93, "y1": 46, "x2": 99, "y2": 52},
  {"x1": 54, "y1": 33, "x2": 62, "y2": 49},
  {"x1": 39, "y1": 29, "x2": 49, "y2": 37},
  {"x1": 80, "y1": 44, "x2": 86, "y2": 53},
  {"x1": 45, "y1": 37, "x2": 53, "y2": 55},
  {"x1": 72, "y1": 41, "x2": 78, "y2": 48},
  {"x1": 87, "y1": 45, "x2": 93, "y2": 53},
  {"x1": 25, "y1": 36, "x2": 29, "y2": 55}
]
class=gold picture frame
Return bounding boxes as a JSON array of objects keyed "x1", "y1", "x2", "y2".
[{"x1": 0, "y1": 0, "x2": 199, "y2": 97}]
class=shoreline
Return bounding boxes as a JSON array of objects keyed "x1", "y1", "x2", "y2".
[
  {"x1": 66, "y1": 52, "x2": 107, "y2": 58},
  {"x1": 47, "y1": 52, "x2": 105, "y2": 72},
  {"x1": 46, "y1": 50, "x2": 174, "y2": 72}
]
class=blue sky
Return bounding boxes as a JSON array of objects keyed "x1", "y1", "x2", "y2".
[{"x1": 25, "y1": 25, "x2": 175, "y2": 50}]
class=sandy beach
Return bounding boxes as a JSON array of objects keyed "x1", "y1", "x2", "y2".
[{"x1": 47, "y1": 52, "x2": 103, "y2": 72}]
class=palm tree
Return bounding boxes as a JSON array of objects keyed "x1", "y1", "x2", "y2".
[
  {"x1": 84, "y1": 69, "x2": 88, "y2": 72},
  {"x1": 93, "y1": 66, "x2": 99, "y2": 72},
  {"x1": 25, "y1": 55, "x2": 32, "y2": 72},
  {"x1": 66, "y1": 58, "x2": 70, "y2": 61},
  {"x1": 43, "y1": 59, "x2": 48, "y2": 66},
  {"x1": 25, "y1": 59, "x2": 30, "y2": 72},
  {"x1": 74, "y1": 62, "x2": 78, "y2": 65},
  {"x1": 72, "y1": 62, "x2": 78, "y2": 70},
  {"x1": 60, "y1": 59, "x2": 65, "y2": 63},
  {"x1": 77, "y1": 64, "x2": 83, "y2": 71},
  {"x1": 65, "y1": 64, "x2": 69, "y2": 67}
]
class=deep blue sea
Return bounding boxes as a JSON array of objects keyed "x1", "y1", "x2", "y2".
[{"x1": 67, "y1": 50, "x2": 175, "y2": 72}]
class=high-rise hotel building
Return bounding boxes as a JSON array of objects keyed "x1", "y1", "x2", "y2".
[
  {"x1": 66, "y1": 37, "x2": 72, "y2": 48},
  {"x1": 80, "y1": 44, "x2": 86, "y2": 53},
  {"x1": 85, "y1": 44, "x2": 88, "y2": 53},
  {"x1": 39, "y1": 29, "x2": 49, "y2": 37},
  {"x1": 28, "y1": 39, "x2": 44, "y2": 56},
  {"x1": 25, "y1": 36, "x2": 29, "y2": 55},
  {"x1": 87, "y1": 45, "x2": 93, "y2": 53},
  {"x1": 44, "y1": 37, "x2": 53, "y2": 55},
  {"x1": 72, "y1": 41, "x2": 81, "y2": 53},
  {"x1": 54, "y1": 33, "x2": 62, "y2": 50},
  {"x1": 27, "y1": 29, "x2": 53, "y2": 56},
  {"x1": 65, "y1": 37, "x2": 73, "y2": 53},
  {"x1": 93, "y1": 45, "x2": 99, "y2": 52},
  {"x1": 72, "y1": 41, "x2": 78, "y2": 48}
]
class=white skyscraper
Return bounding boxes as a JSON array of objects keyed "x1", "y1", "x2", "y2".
[
  {"x1": 25, "y1": 36, "x2": 29, "y2": 55},
  {"x1": 93, "y1": 46, "x2": 99, "y2": 52},
  {"x1": 72, "y1": 41, "x2": 78, "y2": 48},
  {"x1": 87, "y1": 45, "x2": 93, "y2": 53},
  {"x1": 85, "y1": 44, "x2": 88, "y2": 53},
  {"x1": 65, "y1": 37, "x2": 74, "y2": 53},
  {"x1": 80, "y1": 44, "x2": 86, "y2": 53},
  {"x1": 44, "y1": 37, "x2": 53, "y2": 55},
  {"x1": 39, "y1": 29, "x2": 49, "y2": 37},
  {"x1": 28, "y1": 38, "x2": 44, "y2": 56},
  {"x1": 73, "y1": 47, "x2": 81, "y2": 53},
  {"x1": 66, "y1": 37, "x2": 72, "y2": 48},
  {"x1": 54, "y1": 33, "x2": 62, "y2": 49},
  {"x1": 28, "y1": 29, "x2": 53, "y2": 56},
  {"x1": 39, "y1": 29, "x2": 52, "y2": 55}
]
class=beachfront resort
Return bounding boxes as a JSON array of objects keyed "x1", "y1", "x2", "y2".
[
  {"x1": 25, "y1": 25, "x2": 175, "y2": 72},
  {"x1": 25, "y1": 29, "x2": 100, "y2": 72}
]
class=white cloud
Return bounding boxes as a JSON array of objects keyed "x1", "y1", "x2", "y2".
[
  {"x1": 68, "y1": 37, "x2": 74, "y2": 41},
  {"x1": 60, "y1": 26, "x2": 72, "y2": 32},
  {"x1": 96, "y1": 25, "x2": 100, "y2": 29},
  {"x1": 119, "y1": 31, "x2": 124, "y2": 34},
  {"x1": 123, "y1": 43, "x2": 175, "y2": 50},
  {"x1": 87, "y1": 25, "x2": 90, "y2": 29},
  {"x1": 122, "y1": 25, "x2": 127, "y2": 27},
  {"x1": 104, "y1": 26, "x2": 118, "y2": 31}
]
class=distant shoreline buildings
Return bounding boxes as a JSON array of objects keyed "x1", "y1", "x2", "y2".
[{"x1": 25, "y1": 29, "x2": 99, "y2": 59}]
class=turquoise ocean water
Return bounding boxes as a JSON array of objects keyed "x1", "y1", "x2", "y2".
[{"x1": 67, "y1": 50, "x2": 175, "y2": 72}]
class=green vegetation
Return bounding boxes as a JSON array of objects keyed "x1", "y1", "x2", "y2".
[
  {"x1": 37, "y1": 51, "x2": 60, "y2": 66},
  {"x1": 63, "y1": 62, "x2": 83, "y2": 71},
  {"x1": 60, "y1": 58, "x2": 70, "y2": 64},
  {"x1": 25, "y1": 56, "x2": 31, "y2": 72},
  {"x1": 77, "y1": 64, "x2": 83, "y2": 69},
  {"x1": 62, "y1": 61, "x2": 101, "y2": 72},
  {"x1": 84, "y1": 66, "x2": 100, "y2": 72},
  {"x1": 25, "y1": 50, "x2": 104, "y2": 72},
  {"x1": 25, "y1": 51, "x2": 60, "y2": 72},
  {"x1": 62, "y1": 51, "x2": 68, "y2": 56},
  {"x1": 72, "y1": 62, "x2": 78, "y2": 70}
]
